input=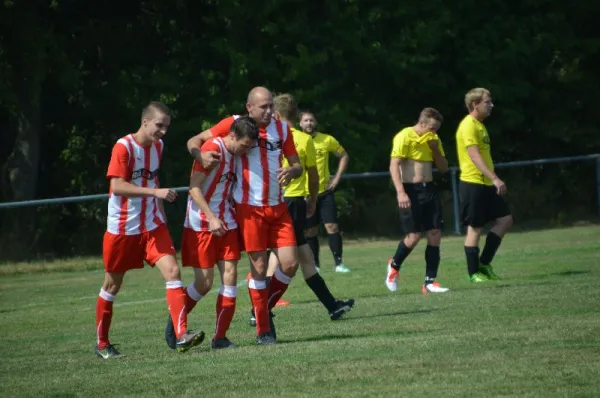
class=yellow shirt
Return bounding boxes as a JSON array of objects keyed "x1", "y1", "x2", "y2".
[
  {"x1": 456, "y1": 115, "x2": 494, "y2": 186},
  {"x1": 311, "y1": 132, "x2": 345, "y2": 194},
  {"x1": 390, "y1": 127, "x2": 446, "y2": 161},
  {"x1": 283, "y1": 128, "x2": 317, "y2": 197}
]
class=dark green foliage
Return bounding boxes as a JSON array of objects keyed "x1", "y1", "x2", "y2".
[{"x1": 0, "y1": 1, "x2": 598, "y2": 260}]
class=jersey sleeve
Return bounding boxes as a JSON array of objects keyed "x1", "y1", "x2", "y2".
[
  {"x1": 305, "y1": 137, "x2": 317, "y2": 168},
  {"x1": 437, "y1": 136, "x2": 446, "y2": 157},
  {"x1": 209, "y1": 116, "x2": 235, "y2": 138},
  {"x1": 192, "y1": 139, "x2": 222, "y2": 174},
  {"x1": 327, "y1": 135, "x2": 345, "y2": 154},
  {"x1": 460, "y1": 120, "x2": 480, "y2": 148},
  {"x1": 390, "y1": 132, "x2": 409, "y2": 158},
  {"x1": 282, "y1": 125, "x2": 298, "y2": 158},
  {"x1": 106, "y1": 142, "x2": 131, "y2": 180}
]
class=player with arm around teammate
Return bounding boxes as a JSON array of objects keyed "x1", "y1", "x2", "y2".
[{"x1": 186, "y1": 87, "x2": 303, "y2": 345}]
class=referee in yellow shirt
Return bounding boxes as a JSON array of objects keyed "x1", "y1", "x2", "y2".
[
  {"x1": 456, "y1": 88, "x2": 513, "y2": 282},
  {"x1": 263, "y1": 94, "x2": 354, "y2": 321},
  {"x1": 385, "y1": 108, "x2": 450, "y2": 294},
  {"x1": 301, "y1": 111, "x2": 351, "y2": 273}
]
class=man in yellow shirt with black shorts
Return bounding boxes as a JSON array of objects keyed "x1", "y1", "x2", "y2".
[
  {"x1": 385, "y1": 108, "x2": 450, "y2": 294},
  {"x1": 250, "y1": 94, "x2": 354, "y2": 326},
  {"x1": 456, "y1": 88, "x2": 513, "y2": 282},
  {"x1": 301, "y1": 111, "x2": 351, "y2": 273}
]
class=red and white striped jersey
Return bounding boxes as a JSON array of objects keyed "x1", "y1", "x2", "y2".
[
  {"x1": 209, "y1": 116, "x2": 297, "y2": 206},
  {"x1": 183, "y1": 137, "x2": 237, "y2": 231},
  {"x1": 106, "y1": 134, "x2": 165, "y2": 235}
]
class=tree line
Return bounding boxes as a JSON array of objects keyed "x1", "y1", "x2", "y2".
[{"x1": 1, "y1": 0, "x2": 598, "y2": 260}]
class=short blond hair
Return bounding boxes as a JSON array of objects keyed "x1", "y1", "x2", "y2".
[
  {"x1": 419, "y1": 107, "x2": 443, "y2": 123},
  {"x1": 464, "y1": 88, "x2": 491, "y2": 112},
  {"x1": 273, "y1": 93, "x2": 298, "y2": 121}
]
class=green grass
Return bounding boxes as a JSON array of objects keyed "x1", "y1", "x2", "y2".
[{"x1": 1, "y1": 226, "x2": 599, "y2": 397}]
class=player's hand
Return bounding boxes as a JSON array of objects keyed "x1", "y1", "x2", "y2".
[
  {"x1": 209, "y1": 217, "x2": 228, "y2": 236},
  {"x1": 201, "y1": 151, "x2": 221, "y2": 170},
  {"x1": 306, "y1": 199, "x2": 317, "y2": 218},
  {"x1": 155, "y1": 188, "x2": 178, "y2": 203},
  {"x1": 492, "y1": 177, "x2": 507, "y2": 196},
  {"x1": 397, "y1": 192, "x2": 411, "y2": 209},
  {"x1": 277, "y1": 167, "x2": 293, "y2": 186},
  {"x1": 327, "y1": 177, "x2": 340, "y2": 191}
]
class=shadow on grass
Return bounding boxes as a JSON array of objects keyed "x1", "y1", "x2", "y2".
[
  {"x1": 338, "y1": 308, "x2": 434, "y2": 321},
  {"x1": 520, "y1": 270, "x2": 590, "y2": 281},
  {"x1": 553, "y1": 270, "x2": 590, "y2": 277}
]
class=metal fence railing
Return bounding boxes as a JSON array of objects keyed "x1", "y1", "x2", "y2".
[{"x1": 1, "y1": 154, "x2": 599, "y2": 234}]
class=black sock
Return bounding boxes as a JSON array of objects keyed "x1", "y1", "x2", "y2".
[
  {"x1": 265, "y1": 276, "x2": 271, "y2": 286},
  {"x1": 480, "y1": 232, "x2": 502, "y2": 265},
  {"x1": 391, "y1": 241, "x2": 413, "y2": 270},
  {"x1": 328, "y1": 232, "x2": 343, "y2": 266},
  {"x1": 306, "y1": 236, "x2": 320, "y2": 268},
  {"x1": 464, "y1": 246, "x2": 480, "y2": 276},
  {"x1": 425, "y1": 245, "x2": 440, "y2": 283},
  {"x1": 305, "y1": 274, "x2": 337, "y2": 313}
]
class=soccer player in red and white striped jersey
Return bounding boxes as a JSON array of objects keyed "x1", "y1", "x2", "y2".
[
  {"x1": 95, "y1": 102, "x2": 203, "y2": 359},
  {"x1": 164, "y1": 116, "x2": 259, "y2": 350},
  {"x1": 187, "y1": 87, "x2": 303, "y2": 345}
]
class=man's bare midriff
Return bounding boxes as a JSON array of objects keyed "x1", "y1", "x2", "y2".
[{"x1": 399, "y1": 159, "x2": 433, "y2": 183}]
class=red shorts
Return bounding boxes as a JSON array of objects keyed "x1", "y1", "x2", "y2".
[
  {"x1": 181, "y1": 228, "x2": 241, "y2": 268},
  {"x1": 235, "y1": 202, "x2": 296, "y2": 252},
  {"x1": 102, "y1": 224, "x2": 176, "y2": 273}
]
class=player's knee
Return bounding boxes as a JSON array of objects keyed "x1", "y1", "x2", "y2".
[
  {"x1": 281, "y1": 262, "x2": 299, "y2": 277},
  {"x1": 102, "y1": 273, "x2": 124, "y2": 295},
  {"x1": 305, "y1": 227, "x2": 318, "y2": 237},
  {"x1": 163, "y1": 265, "x2": 182, "y2": 282},
  {"x1": 222, "y1": 267, "x2": 237, "y2": 286},
  {"x1": 500, "y1": 215, "x2": 513, "y2": 231},
  {"x1": 298, "y1": 245, "x2": 314, "y2": 266},
  {"x1": 196, "y1": 279, "x2": 213, "y2": 295},
  {"x1": 426, "y1": 229, "x2": 441, "y2": 245},
  {"x1": 405, "y1": 233, "x2": 421, "y2": 247},
  {"x1": 324, "y1": 223, "x2": 338, "y2": 234}
]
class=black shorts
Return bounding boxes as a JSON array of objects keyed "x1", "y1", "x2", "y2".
[
  {"x1": 399, "y1": 182, "x2": 443, "y2": 233},
  {"x1": 284, "y1": 196, "x2": 307, "y2": 246},
  {"x1": 306, "y1": 190, "x2": 338, "y2": 228},
  {"x1": 459, "y1": 181, "x2": 511, "y2": 228}
]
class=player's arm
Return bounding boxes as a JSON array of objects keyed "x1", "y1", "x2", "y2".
[
  {"x1": 189, "y1": 171, "x2": 227, "y2": 236},
  {"x1": 466, "y1": 146, "x2": 497, "y2": 181},
  {"x1": 389, "y1": 157, "x2": 410, "y2": 209},
  {"x1": 110, "y1": 178, "x2": 177, "y2": 202},
  {"x1": 107, "y1": 144, "x2": 177, "y2": 202},
  {"x1": 466, "y1": 146, "x2": 506, "y2": 195},
  {"x1": 278, "y1": 126, "x2": 303, "y2": 184},
  {"x1": 155, "y1": 180, "x2": 168, "y2": 222},
  {"x1": 278, "y1": 155, "x2": 303, "y2": 185},
  {"x1": 187, "y1": 117, "x2": 235, "y2": 170},
  {"x1": 428, "y1": 140, "x2": 448, "y2": 172},
  {"x1": 306, "y1": 165, "x2": 319, "y2": 216},
  {"x1": 329, "y1": 149, "x2": 349, "y2": 190},
  {"x1": 390, "y1": 133, "x2": 410, "y2": 208},
  {"x1": 187, "y1": 130, "x2": 222, "y2": 170}
]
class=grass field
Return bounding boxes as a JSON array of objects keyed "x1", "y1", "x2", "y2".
[{"x1": 1, "y1": 225, "x2": 599, "y2": 397}]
